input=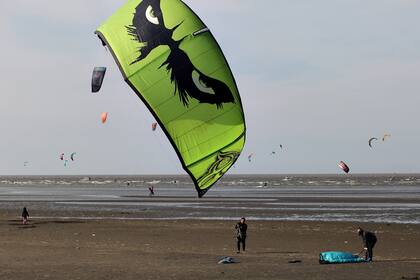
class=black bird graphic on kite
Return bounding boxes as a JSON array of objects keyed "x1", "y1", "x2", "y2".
[{"x1": 126, "y1": 0, "x2": 235, "y2": 108}]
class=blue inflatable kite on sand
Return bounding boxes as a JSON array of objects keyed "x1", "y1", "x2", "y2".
[{"x1": 319, "y1": 251, "x2": 366, "y2": 264}]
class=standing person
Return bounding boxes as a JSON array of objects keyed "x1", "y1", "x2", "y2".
[
  {"x1": 21, "y1": 207, "x2": 29, "y2": 225},
  {"x1": 148, "y1": 185, "x2": 155, "y2": 196},
  {"x1": 235, "y1": 217, "x2": 247, "y2": 253},
  {"x1": 357, "y1": 227, "x2": 377, "y2": 261}
]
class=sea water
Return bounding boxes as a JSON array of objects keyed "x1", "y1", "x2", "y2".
[{"x1": 0, "y1": 174, "x2": 419, "y2": 224}]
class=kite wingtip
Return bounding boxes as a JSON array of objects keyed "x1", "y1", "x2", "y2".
[{"x1": 197, "y1": 189, "x2": 208, "y2": 198}]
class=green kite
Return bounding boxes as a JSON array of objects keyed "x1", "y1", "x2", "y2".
[{"x1": 96, "y1": 0, "x2": 246, "y2": 197}]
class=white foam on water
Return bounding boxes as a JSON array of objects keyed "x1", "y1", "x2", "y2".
[
  {"x1": 147, "y1": 180, "x2": 161, "y2": 184},
  {"x1": 265, "y1": 202, "x2": 420, "y2": 208},
  {"x1": 80, "y1": 195, "x2": 120, "y2": 199},
  {"x1": 30, "y1": 215, "x2": 420, "y2": 224}
]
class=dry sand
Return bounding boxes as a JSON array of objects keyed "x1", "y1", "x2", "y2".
[{"x1": 0, "y1": 212, "x2": 419, "y2": 280}]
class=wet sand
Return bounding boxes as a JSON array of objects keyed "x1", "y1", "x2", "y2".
[
  {"x1": 0, "y1": 211, "x2": 419, "y2": 280},
  {"x1": 1, "y1": 182, "x2": 420, "y2": 223}
]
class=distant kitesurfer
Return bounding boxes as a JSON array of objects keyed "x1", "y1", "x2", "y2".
[
  {"x1": 148, "y1": 186, "x2": 155, "y2": 196},
  {"x1": 21, "y1": 207, "x2": 29, "y2": 225},
  {"x1": 357, "y1": 227, "x2": 377, "y2": 261},
  {"x1": 235, "y1": 217, "x2": 247, "y2": 253}
]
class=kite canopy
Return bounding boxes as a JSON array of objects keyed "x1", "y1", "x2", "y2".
[
  {"x1": 95, "y1": 0, "x2": 246, "y2": 197},
  {"x1": 319, "y1": 251, "x2": 365, "y2": 264},
  {"x1": 152, "y1": 122, "x2": 158, "y2": 131},
  {"x1": 338, "y1": 161, "x2": 350, "y2": 173},
  {"x1": 382, "y1": 134, "x2": 391, "y2": 141},
  {"x1": 368, "y1": 137, "x2": 378, "y2": 148},
  {"x1": 92, "y1": 67, "x2": 107, "y2": 93},
  {"x1": 101, "y1": 112, "x2": 108, "y2": 124}
]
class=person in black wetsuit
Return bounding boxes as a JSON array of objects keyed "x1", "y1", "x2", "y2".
[
  {"x1": 357, "y1": 227, "x2": 377, "y2": 261},
  {"x1": 235, "y1": 217, "x2": 247, "y2": 253},
  {"x1": 148, "y1": 185, "x2": 155, "y2": 196},
  {"x1": 21, "y1": 207, "x2": 29, "y2": 225}
]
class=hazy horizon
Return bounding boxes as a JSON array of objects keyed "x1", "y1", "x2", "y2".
[{"x1": 2, "y1": 172, "x2": 420, "y2": 177}]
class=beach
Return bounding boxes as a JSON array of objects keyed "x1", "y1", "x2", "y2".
[
  {"x1": 0, "y1": 215, "x2": 419, "y2": 280},
  {"x1": 0, "y1": 175, "x2": 419, "y2": 279}
]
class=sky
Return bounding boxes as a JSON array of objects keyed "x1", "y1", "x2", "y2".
[{"x1": 1, "y1": 0, "x2": 420, "y2": 175}]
